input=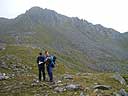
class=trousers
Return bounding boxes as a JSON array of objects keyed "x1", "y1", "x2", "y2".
[
  {"x1": 38, "y1": 63, "x2": 45, "y2": 81},
  {"x1": 47, "y1": 66, "x2": 53, "y2": 82}
]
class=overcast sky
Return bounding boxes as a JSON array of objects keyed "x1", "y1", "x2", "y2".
[{"x1": 0, "y1": 0, "x2": 128, "y2": 33}]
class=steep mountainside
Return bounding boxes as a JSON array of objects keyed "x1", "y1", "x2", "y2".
[{"x1": 0, "y1": 7, "x2": 128, "y2": 73}]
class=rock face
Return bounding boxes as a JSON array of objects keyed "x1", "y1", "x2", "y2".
[{"x1": 113, "y1": 73, "x2": 126, "y2": 85}]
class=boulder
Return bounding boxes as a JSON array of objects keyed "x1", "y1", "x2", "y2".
[
  {"x1": 80, "y1": 92, "x2": 86, "y2": 96},
  {"x1": 65, "y1": 84, "x2": 81, "y2": 91},
  {"x1": 55, "y1": 80, "x2": 62, "y2": 84},
  {"x1": 119, "y1": 89, "x2": 128, "y2": 96},
  {"x1": 0, "y1": 61, "x2": 8, "y2": 69},
  {"x1": 113, "y1": 92, "x2": 121, "y2": 96},
  {"x1": 54, "y1": 87, "x2": 66, "y2": 92},
  {"x1": 0, "y1": 46, "x2": 5, "y2": 51},
  {"x1": 93, "y1": 85, "x2": 112, "y2": 90},
  {"x1": 0, "y1": 74, "x2": 5, "y2": 80},
  {"x1": 63, "y1": 74, "x2": 73, "y2": 79},
  {"x1": 113, "y1": 73, "x2": 126, "y2": 85},
  {"x1": 0, "y1": 73, "x2": 9, "y2": 80},
  {"x1": 31, "y1": 83, "x2": 39, "y2": 87}
]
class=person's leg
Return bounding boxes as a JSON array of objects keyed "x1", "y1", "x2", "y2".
[
  {"x1": 49, "y1": 71, "x2": 53, "y2": 82},
  {"x1": 38, "y1": 66, "x2": 42, "y2": 81},
  {"x1": 42, "y1": 64, "x2": 45, "y2": 81},
  {"x1": 47, "y1": 66, "x2": 53, "y2": 82},
  {"x1": 47, "y1": 66, "x2": 50, "y2": 81}
]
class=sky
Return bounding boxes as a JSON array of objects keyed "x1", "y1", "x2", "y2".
[{"x1": 0, "y1": 0, "x2": 128, "y2": 33}]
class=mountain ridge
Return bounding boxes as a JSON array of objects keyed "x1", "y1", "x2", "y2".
[
  {"x1": 0, "y1": 6, "x2": 128, "y2": 73},
  {"x1": 0, "y1": 7, "x2": 121, "y2": 33}
]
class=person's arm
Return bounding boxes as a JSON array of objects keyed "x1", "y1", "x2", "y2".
[
  {"x1": 37, "y1": 56, "x2": 39, "y2": 64},
  {"x1": 44, "y1": 56, "x2": 49, "y2": 62},
  {"x1": 42, "y1": 56, "x2": 45, "y2": 63}
]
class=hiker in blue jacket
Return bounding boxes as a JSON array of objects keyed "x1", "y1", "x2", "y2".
[
  {"x1": 37, "y1": 52, "x2": 45, "y2": 81},
  {"x1": 44, "y1": 51, "x2": 55, "y2": 82}
]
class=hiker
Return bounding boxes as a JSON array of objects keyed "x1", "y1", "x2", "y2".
[
  {"x1": 37, "y1": 52, "x2": 45, "y2": 81},
  {"x1": 44, "y1": 51, "x2": 55, "y2": 82}
]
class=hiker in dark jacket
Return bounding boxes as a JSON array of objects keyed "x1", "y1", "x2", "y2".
[
  {"x1": 44, "y1": 51, "x2": 54, "y2": 82},
  {"x1": 37, "y1": 52, "x2": 45, "y2": 81}
]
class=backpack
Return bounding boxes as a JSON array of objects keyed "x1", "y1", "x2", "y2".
[
  {"x1": 46, "y1": 55, "x2": 56, "y2": 68},
  {"x1": 51, "y1": 56, "x2": 56, "y2": 68},
  {"x1": 52, "y1": 56, "x2": 56, "y2": 64}
]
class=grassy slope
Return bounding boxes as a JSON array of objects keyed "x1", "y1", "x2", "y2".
[
  {"x1": 0, "y1": 45, "x2": 128, "y2": 96},
  {"x1": 0, "y1": 45, "x2": 73, "y2": 74},
  {"x1": 0, "y1": 22, "x2": 94, "y2": 72}
]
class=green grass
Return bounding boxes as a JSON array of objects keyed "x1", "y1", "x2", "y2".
[
  {"x1": 0, "y1": 45, "x2": 128, "y2": 96},
  {"x1": 0, "y1": 45, "x2": 75, "y2": 74}
]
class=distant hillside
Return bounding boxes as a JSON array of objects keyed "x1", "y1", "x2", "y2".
[{"x1": 0, "y1": 7, "x2": 128, "y2": 73}]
